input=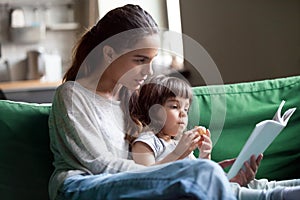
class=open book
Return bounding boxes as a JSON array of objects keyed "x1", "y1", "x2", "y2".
[{"x1": 227, "y1": 100, "x2": 296, "y2": 180}]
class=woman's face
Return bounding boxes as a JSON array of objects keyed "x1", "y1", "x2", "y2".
[{"x1": 109, "y1": 35, "x2": 160, "y2": 90}]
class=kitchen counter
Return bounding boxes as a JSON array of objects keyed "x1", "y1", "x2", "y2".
[
  {"x1": 0, "y1": 80, "x2": 62, "y2": 103},
  {"x1": 0, "y1": 80, "x2": 61, "y2": 91}
]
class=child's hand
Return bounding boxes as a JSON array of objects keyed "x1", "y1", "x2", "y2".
[
  {"x1": 195, "y1": 127, "x2": 212, "y2": 159},
  {"x1": 173, "y1": 130, "x2": 200, "y2": 160}
]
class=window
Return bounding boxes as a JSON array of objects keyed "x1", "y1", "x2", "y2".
[{"x1": 98, "y1": 0, "x2": 184, "y2": 72}]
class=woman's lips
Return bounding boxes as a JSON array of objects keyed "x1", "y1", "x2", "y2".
[{"x1": 136, "y1": 79, "x2": 145, "y2": 85}]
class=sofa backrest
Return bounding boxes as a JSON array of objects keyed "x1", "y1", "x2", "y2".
[
  {"x1": 188, "y1": 75, "x2": 300, "y2": 181},
  {"x1": 0, "y1": 75, "x2": 299, "y2": 200},
  {"x1": 0, "y1": 100, "x2": 53, "y2": 200}
]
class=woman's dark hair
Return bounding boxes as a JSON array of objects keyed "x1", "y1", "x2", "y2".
[
  {"x1": 63, "y1": 4, "x2": 158, "y2": 82},
  {"x1": 126, "y1": 75, "x2": 193, "y2": 143}
]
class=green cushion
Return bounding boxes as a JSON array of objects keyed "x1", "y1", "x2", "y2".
[
  {"x1": 188, "y1": 75, "x2": 300, "y2": 180},
  {"x1": 0, "y1": 75, "x2": 299, "y2": 200},
  {"x1": 0, "y1": 100, "x2": 53, "y2": 200}
]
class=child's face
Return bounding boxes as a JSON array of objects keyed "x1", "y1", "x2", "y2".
[{"x1": 160, "y1": 97, "x2": 190, "y2": 137}]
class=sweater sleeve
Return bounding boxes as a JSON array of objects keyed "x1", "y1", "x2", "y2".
[{"x1": 49, "y1": 82, "x2": 145, "y2": 175}]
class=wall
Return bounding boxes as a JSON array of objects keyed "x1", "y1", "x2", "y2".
[
  {"x1": 180, "y1": 0, "x2": 300, "y2": 86},
  {"x1": 3, "y1": 1, "x2": 299, "y2": 87}
]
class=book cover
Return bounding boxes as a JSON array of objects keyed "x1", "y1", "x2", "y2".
[{"x1": 226, "y1": 100, "x2": 296, "y2": 180}]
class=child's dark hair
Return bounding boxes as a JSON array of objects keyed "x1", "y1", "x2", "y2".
[{"x1": 126, "y1": 75, "x2": 193, "y2": 143}]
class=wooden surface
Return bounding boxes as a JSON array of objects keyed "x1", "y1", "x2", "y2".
[{"x1": 0, "y1": 80, "x2": 62, "y2": 92}]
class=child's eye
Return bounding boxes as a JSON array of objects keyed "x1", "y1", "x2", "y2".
[
  {"x1": 169, "y1": 105, "x2": 178, "y2": 109},
  {"x1": 184, "y1": 108, "x2": 189, "y2": 112}
]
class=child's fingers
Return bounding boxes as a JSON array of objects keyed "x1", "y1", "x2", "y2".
[
  {"x1": 199, "y1": 134, "x2": 212, "y2": 145},
  {"x1": 193, "y1": 136, "x2": 201, "y2": 144},
  {"x1": 199, "y1": 140, "x2": 212, "y2": 149},
  {"x1": 182, "y1": 131, "x2": 201, "y2": 147},
  {"x1": 193, "y1": 126, "x2": 207, "y2": 136},
  {"x1": 206, "y1": 129, "x2": 211, "y2": 137}
]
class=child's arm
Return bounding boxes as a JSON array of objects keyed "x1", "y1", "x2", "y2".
[
  {"x1": 132, "y1": 141, "x2": 181, "y2": 166},
  {"x1": 131, "y1": 142, "x2": 157, "y2": 166},
  {"x1": 132, "y1": 130, "x2": 200, "y2": 166},
  {"x1": 188, "y1": 152, "x2": 197, "y2": 160}
]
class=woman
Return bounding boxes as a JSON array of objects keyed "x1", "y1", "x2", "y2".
[{"x1": 48, "y1": 4, "x2": 258, "y2": 200}]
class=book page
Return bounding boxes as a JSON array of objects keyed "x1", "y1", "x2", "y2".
[
  {"x1": 272, "y1": 100, "x2": 296, "y2": 125},
  {"x1": 226, "y1": 101, "x2": 296, "y2": 180},
  {"x1": 272, "y1": 100, "x2": 285, "y2": 123}
]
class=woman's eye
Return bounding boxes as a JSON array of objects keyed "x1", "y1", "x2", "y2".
[{"x1": 134, "y1": 59, "x2": 145, "y2": 64}]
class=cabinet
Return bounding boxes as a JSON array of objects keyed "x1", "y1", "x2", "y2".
[
  {"x1": 1, "y1": 0, "x2": 79, "y2": 44},
  {"x1": 0, "y1": 80, "x2": 61, "y2": 103}
]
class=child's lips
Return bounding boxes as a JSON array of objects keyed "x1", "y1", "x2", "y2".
[{"x1": 178, "y1": 121, "x2": 185, "y2": 126}]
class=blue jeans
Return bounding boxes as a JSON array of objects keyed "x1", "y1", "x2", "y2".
[
  {"x1": 56, "y1": 159, "x2": 236, "y2": 200},
  {"x1": 231, "y1": 178, "x2": 300, "y2": 200}
]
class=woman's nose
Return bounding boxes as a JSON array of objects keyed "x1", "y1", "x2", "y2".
[{"x1": 141, "y1": 63, "x2": 153, "y2": 76}]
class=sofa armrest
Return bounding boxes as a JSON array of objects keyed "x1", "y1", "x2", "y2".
[{"x1": 0, "y1": 100, "x2": 53, "y2": 200}]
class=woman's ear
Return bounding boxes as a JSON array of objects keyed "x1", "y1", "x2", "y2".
[{"x1": 103, "y1": 45, "x2": 115, "y2": 63}]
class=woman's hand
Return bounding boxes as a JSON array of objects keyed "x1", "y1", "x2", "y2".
[
  {"x1": 230, "y1": 154, "x2": 263, "y2": 186},
  {"x1": 173, "y1": 129, "x2": 200, "y2": 160},
  {"x1": 197, "y1": 129, "x2": 212, "y2": 159},
  {"x1": 219, "y1": 154, "x2": 263, "y2": 186}
]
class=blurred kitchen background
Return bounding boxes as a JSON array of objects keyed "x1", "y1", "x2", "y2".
[
  {"x1": 0, "y1": 0, "x2": 99, "y2": 83},
  {"x1": 0, "y1": 0, "x2": 299, "y2": 103},
  {"x1": 0, "y1": 0, "x2": 174, "y2": 102}
]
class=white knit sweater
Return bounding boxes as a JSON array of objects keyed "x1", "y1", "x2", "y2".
[{"x1": 48, "y1": 81, "x2": 144, "y2": 200}]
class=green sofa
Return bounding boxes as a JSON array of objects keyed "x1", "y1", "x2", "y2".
[{"x1": 0, "y1": 75, "x2": 299, "y2": 200}]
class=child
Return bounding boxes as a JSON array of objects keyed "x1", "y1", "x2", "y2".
[
  {"x1": 130, "y1": 75, "x2": 300, "y2": 200},
  {"x1": 130, "y1": 75, "x2": 212, "y2": 166}
]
